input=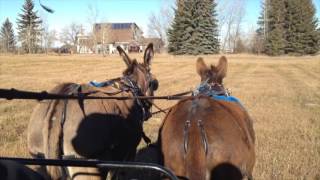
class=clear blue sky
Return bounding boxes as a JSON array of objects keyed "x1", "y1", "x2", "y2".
[{"x1": 1, "y1": 0, "x2": 320, "y2": 36}]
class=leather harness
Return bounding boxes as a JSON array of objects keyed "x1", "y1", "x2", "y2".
[
  {"x1": 183, "y1": 80, "x2": 229, "y2": 156},
  {"x1": 59, "y1": 75, "x2": 155, "y2": 162},
  {"x1": 183, "y1": 81, "x2": 253, "y2": 180}
]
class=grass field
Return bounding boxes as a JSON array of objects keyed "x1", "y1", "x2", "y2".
[{"x1": 0, "y1": 53, "x2": 319, "y2": 179}]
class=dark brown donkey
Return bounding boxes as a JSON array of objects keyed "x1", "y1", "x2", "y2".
[
  {"x1": 159, "y1": 56, "x2": 255, "y2": 180},
  {"x1": 27, "y1": 44, "x2": 158, "y2": 179}
]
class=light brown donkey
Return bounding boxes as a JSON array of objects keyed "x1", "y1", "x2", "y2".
[
  {"x1": 159, "y1": 56, "x2": 255, "y2": 180},
  {"x1": 27, "y1": 44, "x2": 159, "y2": 179}
]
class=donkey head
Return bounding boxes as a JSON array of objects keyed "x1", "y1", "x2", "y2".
[
  {"x1": 117, "y1": 43, "x2": 158, "y2": 97},
  {"x1": 196, "y1": 56, "x2": 228, "y2": 85}
]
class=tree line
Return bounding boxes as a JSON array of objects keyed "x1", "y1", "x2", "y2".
[
  {"x1": 1, "y1": 0, "x2": 320, "y2": 55},
  {"x1": 256, "y1": 0, "x2": 320, "y2": 55},
  {"x1": 1, "y1": 0, "x2": 42, "y2": 53},
  {"x1": 0, "y1": 0, "x2": 80, "y2": 54},
  {"x1": 167, "y1": 0, "x2": 220, "y2": 55},
  {"x1": 167, "y1": 0, "x2": 319, "y2": 55}
]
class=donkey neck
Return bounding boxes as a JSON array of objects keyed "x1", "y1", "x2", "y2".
[
  {"x1": 116, "y1": 89, "x2": 150, "y2": 124},
  {"x1": 121, "y1": 75, "x2": 151, "y2": 121}
]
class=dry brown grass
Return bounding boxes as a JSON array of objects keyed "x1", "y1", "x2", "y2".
[{"x1": 0, "y1": 53, "x2": 319, "y2": 179}]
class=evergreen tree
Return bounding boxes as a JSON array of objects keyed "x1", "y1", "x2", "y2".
[
  {"x1": 210, "y1": 0, "x2": 220, "y2": 53},
  {"x1": 283, "y1": 0, "x2": 300, "y2": 54},
  {"x1": 256, "y1": 3, "x2": 265, "y2": 38},
  {"x1": 17, "y1": 0, "x2": 42, "y2": 53},
  {"x1": 167, "y1": 0, "x2": 219, "y2": 55},
  {"x1": 180, "y1": 0, "x2": 196, "y2": 54},
  {"x1": 168, "y1": 0, "x2": 194, "y2": 55},
  {"x1": 257, "y1": 0, "x2": 320, "y2": 55},
  {"x1": 196, "y1": 0, "x2": 220, "y2": 54},
  {"x1": 284, "y1": 0, "x2": 320, "y2": 55},
  {"x1": 0, "y1": 18, "x2": 16, "y2": 53},
  {"x1": 297, "y1": 0, "x2": 319, "y2": 54},
  {"x1": 318, "y1": 27, "x2": 320, "y2": 51},
  {"x1": 256, "y1": 2, "x2": 267, "y2": 53},
  {"x1": 264, "y1": 0, "x2": 286, "y2": 56},
  {"x1": 167, "y1": 1, "x2": 185, "y2": 54}
]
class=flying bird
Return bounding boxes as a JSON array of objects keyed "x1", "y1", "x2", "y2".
[{"x1": 39, "y1": 0, "x2": 54, "y2": 13}]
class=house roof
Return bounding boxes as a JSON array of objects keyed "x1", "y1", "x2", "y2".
[
  {"x1": 95, "y1": 23, "x2": 139, "y2": 29},
  {"x1": 110, "y1": 23, "x2": 133, "y2": 30}
]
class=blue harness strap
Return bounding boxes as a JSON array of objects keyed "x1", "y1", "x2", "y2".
[
  {"x1": 89, "y1": 81, "x2": 107, "y2": 87},
  {"x1": 89, "y1": 79, "x2": 119, "y2": 87},
  {"x1": 193, "y1": 82, "x2": 243, "y2": 106},
  {"x1": 211, "y1": 95, "x2": 245, "y2": 109},
  {"x1": 212, "y1": 95, "x2": 240, "y2": 104}
]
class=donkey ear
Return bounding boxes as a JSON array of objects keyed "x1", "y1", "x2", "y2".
[
  {"x1": 143, "y1": 43, "x2": 154, "y2": 68},
  {"x1": 216, "y1": 56, "x2": 228, "y2": 80},
  {"x1": 196, "y1": 57, "x2": 208, "y2": 78},
  {"x1": 117, "y1": 46, "x2": 131, "y2": 67}
]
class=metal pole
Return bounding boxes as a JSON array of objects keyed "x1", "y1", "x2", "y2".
[
  {"x1": 0, "y1": 157, "x2": 179, "y2": 180},
  {"x1": 0, "y1": 88, "x2": 192, "y2": 101}
]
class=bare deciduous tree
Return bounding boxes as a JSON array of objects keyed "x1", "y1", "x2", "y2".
[
  {"x1": 147, "y1": 4, "x2": 173, "y2": 47},
  {"x1": 86, "y1": 4, "x2": 100, "y2": 53},
  {"x1": 243, "y1": 26, "x2": 265, "y2": 54},
  {"x1": 44, "y1": 30, "x2": 57, "y2": 53},
  {"x1": 59, "y1": 22, "x2": 83, "y2": 50},
  {"x1": 40, "y1": 14, "x2": 57, "y2": 54},
  {"x1": 219, "y1": 0, "x2": 246, "y2": 53}
]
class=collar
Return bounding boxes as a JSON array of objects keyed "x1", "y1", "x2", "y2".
[{"x1": 193, "y1": 79, "x2": 229, "y2": 97}]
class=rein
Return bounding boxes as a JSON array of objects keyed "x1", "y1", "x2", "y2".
[{"x1": 149, "y1": 90, "x2": 193, "y2": 115}]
